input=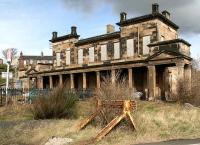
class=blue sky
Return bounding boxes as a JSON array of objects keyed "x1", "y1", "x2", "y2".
[{"x1": 0, "y1": 0, "x2": 199, "y2": 59}]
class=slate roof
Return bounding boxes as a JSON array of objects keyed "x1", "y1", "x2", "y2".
[{"x1": 116, "y1": 13, "x2": 179, "y2": 30}]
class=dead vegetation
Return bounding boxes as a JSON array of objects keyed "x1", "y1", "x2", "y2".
[{"x1": 0, "y1": 101, "x2": 200, "y2": 145}]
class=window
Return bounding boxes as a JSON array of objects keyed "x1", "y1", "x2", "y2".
[
  {"x1": 66, "y1": 49, "x2": 70, "y2": 65},
  {"x1": 101, "y1": 45, "x2": 107, "y2": 61},
  {"x1": 89, "y1": 47, "x2": 94, "y2": 62},
  {"x1": 127, "y1": 39, "x2": 134, "y2": 57},
  {"x1": 56, "y1": 52, "x2": 61, "y2": 66},
  {"x1": 143, "y1": 36, "x2": 151, "y2": 55},
  {"x1": 24, "y1": 60, "x2": 26, "y2": 66},
  {"x1": 114, "y1": 42, "x2": 120, "y2": 59},
  {"x1": 78, "y1": 48, "x2": 83, "y2": 64}
]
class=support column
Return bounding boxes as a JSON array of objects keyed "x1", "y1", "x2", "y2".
[
  {"x1": 83, "y1": 72, "x2": 87, "y2": 90},
  {"x1": 59, "y1": 74, "x2": 63, "y2": 86},
  {"x1": 96, "y1": 71, "x2": 101, "y2": 89},
  {"x1": 176, "y1": 62, "x2": 185, "y2": 82},
  {"x1": 128, "y1": 68, "x2": 133, "y2": 89},
  {"x1": 147, "y1": 65, "x2": 156, "y2": 101},
  {"x1": 37, "y1": 76, "x2": 43, "y2": 89},
  {"x1": 49, "y1": 76, "x2": 53, "y2": 89},
  {"x1": 111, "y1": 69, "x2": 116, "y2": 84},
  {"x1": 70, "y1": 74, "x2": 74, "y2": 90}
]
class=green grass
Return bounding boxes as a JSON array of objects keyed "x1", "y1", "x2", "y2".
[{"x1": 0, "y1": 100, "x2": 200, "y2": 145}]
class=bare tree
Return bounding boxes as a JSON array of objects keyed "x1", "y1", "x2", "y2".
[{"x1": 2, "y1": 48, "x2": 17, "y2": 62}]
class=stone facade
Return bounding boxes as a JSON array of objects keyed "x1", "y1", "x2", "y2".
[{"x1": 28, "y1": 3, "x2": 192, "y2": 101}]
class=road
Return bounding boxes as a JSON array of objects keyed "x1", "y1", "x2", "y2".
[{"x1": 134, "y1": 139, "x2": 200, "y2": 145}]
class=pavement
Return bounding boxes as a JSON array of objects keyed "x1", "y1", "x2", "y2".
[{"x1": 134, "y1": 139, "x2": 200, "y2": 145}]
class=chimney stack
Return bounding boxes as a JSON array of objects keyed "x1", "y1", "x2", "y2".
[
  {"x1": 52, "y1": 31, "x2": 57, "y2": 39},
  {"x1": 71, "y1": 26, "x2": 77, "y2": 36},
  {"x1": 107, "y1": 24, "x2": 115, "y2": 33},
  {"x1": 41, "y1": 51, "x2": 44, "y2": 57},
  {"x1": 152, "y1": 3, "x2": 159, "y2": 14},
  {"x1": 162, "y1": 10, "x2": 170, "y2": 19},
  {"x1": 120, "y1": 12, "x2": 127, "y2": 22}
]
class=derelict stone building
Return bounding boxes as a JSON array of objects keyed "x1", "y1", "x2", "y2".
[{"x1": 28, "y1": 4, "x2": 192, "y2": 100}]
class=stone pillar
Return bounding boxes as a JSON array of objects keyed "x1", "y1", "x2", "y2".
[
  {"x1": 49, "y1": 76, "x2": 53, "y2": 89},
  {"x1": 176, "y1": 62, "x2": 185, "y2": 82},
  {"x1": 83, "y1": 72, "x2": 87, "y2": 90},
  {"x1": 59, "y1": 74, "x2": 63, "y2": 86},
  {"x1": 37, "y1": 76, "x2": 43, "y2": 89},
  {"x1": 111, "y1": 69, "x2": 116, "y2": 84},
  {"x1": 70, "y1": 74, "x2": 74, "y2": 89},
  {"x1": 147, "y1": 65, "x2": 156, "y2": 101},
  {"x1": 128, "y1": 68, "x2": 133, "y2": 88},
  {"x1": 96, "y1": 71, "x2": 101, "y2": 88}
]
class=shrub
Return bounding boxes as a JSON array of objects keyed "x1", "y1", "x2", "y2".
[
  {"x1": 31, "y1": 86, "x2": 78, "y2": 119},
  {"x1": 176, "y1": 69, "x2": 200, "y2": 106}
]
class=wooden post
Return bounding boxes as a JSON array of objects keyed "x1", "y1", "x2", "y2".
[
  {"x1": 96, "y1": 71, "x2": 101, "y2": 89},
  {"x1": 70, "y1": 74, "x2": 74, "y2": 89}
]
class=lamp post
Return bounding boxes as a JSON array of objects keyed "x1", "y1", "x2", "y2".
[{"x1": 5, "y1": 49, "x2": 12, "y2": 105}]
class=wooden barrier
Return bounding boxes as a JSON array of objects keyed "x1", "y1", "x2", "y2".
[{"x1": 76, "y1": 98, "x2": 137, "y2": 145}]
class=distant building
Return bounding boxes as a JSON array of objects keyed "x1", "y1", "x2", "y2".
[
  {"x1": 18, "y1": 51, "x2": 53, "y2": 89},
  {"x1": 0, "y1": 58, "x2": 3, "y2": 65}
]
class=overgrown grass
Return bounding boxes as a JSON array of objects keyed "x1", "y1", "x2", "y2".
[{"x1": 0, "y1": 100, "x2": 200, "y2": 145}]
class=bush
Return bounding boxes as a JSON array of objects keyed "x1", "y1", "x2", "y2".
[
  {"x1": 176, "y1": 69, "x2": 200, "y2": 106},
  {"x1": 31, "y1": 86, "x2": 78, "y2": 119}
]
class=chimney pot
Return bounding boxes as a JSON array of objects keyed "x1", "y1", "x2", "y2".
[
  {"x1": 52, "y1": 31, "x2": 57, "y2": 39},
  {"x1": 162, "y1": 10, "x2": 170, "y2": 19},
  {"x1": 107, "y1": 24, "x2": 115, "y2": 33},
  {"x1": 71, "y1": 26, "x2": 77, "y2": 35},
  {"x1": 152, "y1": 3, "x2": 159, "y2": 14},
  {"x1": 120, "y1": 12, "x2": 127, "y2": 22}
]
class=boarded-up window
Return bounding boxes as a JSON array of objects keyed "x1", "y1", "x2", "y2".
[
  {"x1": 78, "y1": 48, "x2": 83, "y2": 64},
  {"x1": 66, "y1": 49, "x2": 70, "y2": 65},
  {"x1": 101, "y1": 45, "x2": 107, "y2": 61},
  {"x1": 143, "y1": 36, "x2": 151, "y2": 55},
  {"x1": 89, "y1": 47, "x2": 94, "y2": 62},
  {"x1": 127, "y1": 39, "x2": 134, "y2": 57},
  {"x1": 56, "y1": 53, "x2": 61, "y2": 66},
  {"x1": 114, "y1": 42, "x2": 120, "y2": 59}
]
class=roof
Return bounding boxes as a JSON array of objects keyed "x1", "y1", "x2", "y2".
[
  {"x1": 19, "y1": 55, "x2": 53, "y2": 60},
  {"x1": 148, "y1": 39, "x2": 191, "y2": 47},
  {"x1": 50, "y1": 34, "x2": 80, "y2": 43},
  {"x1": 75, "y1": 31, "x2": 120, "y2": 46},
  {"x1": 116, "y1": 13, "x2": 179, "y2": 30}
]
